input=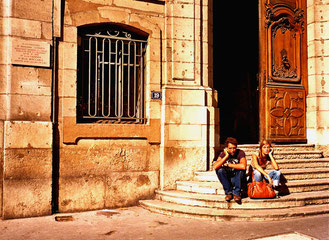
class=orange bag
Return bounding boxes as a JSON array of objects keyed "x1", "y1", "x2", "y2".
[{"x1": 248, "y1": 173, "x2": 276, "y2": 199}]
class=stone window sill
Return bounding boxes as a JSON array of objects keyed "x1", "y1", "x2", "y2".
[{"x1": 62, "y1": 117, "x2": 160, "y2": 144}]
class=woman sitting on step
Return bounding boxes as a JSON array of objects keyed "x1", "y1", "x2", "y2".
[{"x1": 251, "y1": 140, "x2": 281, "y2": 189}]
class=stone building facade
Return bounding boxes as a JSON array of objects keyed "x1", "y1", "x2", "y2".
[{"x1": 0, "y1": 0, "x2": 327, "y2": 219}]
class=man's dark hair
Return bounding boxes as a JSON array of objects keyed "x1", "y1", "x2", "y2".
[{"x1": 224, "y1": 137, "x2": 238, "y2": 147}]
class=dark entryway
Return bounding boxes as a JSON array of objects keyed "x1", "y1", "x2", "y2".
[{"x1": 213, "y1": 2, "x2": 259, "y2": 144}]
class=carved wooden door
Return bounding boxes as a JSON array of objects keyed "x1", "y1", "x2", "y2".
[{"x1": 259, "y1": 0, "x2": 307, "y2": 142}]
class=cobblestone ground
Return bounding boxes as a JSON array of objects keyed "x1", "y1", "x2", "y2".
[{"x1": 0, "y1": 206, "x2": 328, "y2": 240}]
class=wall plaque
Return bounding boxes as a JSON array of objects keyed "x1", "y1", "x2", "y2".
[{"x1": 12, "y1": 39, "x2": 50, "y2": 67}]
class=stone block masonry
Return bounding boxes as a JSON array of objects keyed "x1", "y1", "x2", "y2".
[
  {"x1": 307, "y1": 0, "x2": 329, "y2": 156},
  {"x1": 0, "y1": 0, "x2": 53, "y2": 219},
  {"x1": 0, "y1": 0, "x2": 217, "y2": 218}
]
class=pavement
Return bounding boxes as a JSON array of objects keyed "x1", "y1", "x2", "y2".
[{"x1": 0, "y1": 206, "x2": 328, "y2": 240}]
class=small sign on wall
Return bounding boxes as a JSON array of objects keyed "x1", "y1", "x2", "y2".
[
  {"x1": 151, "y1": 91, "x2": 162, "y2": 100},
  {"x1": 12, "y1": 39, "x2": 50, "y2": 68}
]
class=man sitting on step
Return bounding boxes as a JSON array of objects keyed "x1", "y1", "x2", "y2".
[{"x1": 212, "y1": 137, "x2": 247, "y2": 204}]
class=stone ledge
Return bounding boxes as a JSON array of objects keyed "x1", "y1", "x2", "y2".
[{"x1": 62, "y1": 117, "x2": 161, "y2": 144}]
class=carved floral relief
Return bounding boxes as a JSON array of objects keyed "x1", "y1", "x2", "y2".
[{"x1": 268, "y1": 89, "x2": 305, "y2": 138}]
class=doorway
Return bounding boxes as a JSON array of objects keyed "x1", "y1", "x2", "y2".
[{"x1": 213, "y1": 2, "x2": 259, "y2": 144}]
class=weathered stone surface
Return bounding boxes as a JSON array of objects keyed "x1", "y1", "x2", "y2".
[
  {"x1": 4, "y1": 121, "x2": 52, "y2": 149},
  {"x1": 58, "y1": 42, "x2": 77, "y2": 70},
  {"x1": 58, "y1": 69, "x2": 76, "y2": 98},
  {"x1": 60, "y1": 139, "x2": 159, "y2": 177},
  {"x1": 1, "y1": 121, "x2": 52, "y2": 219},
  {"x1": 58, "y1": 97, "x2": 76, "y2": 118},
  {"x1": 172, "y1": 40, "x2": 194, "y2": 63},
  {"x1": 41, "y1": 22, "x2": 53, "y2": 40},
  {"x1": 172, "y1": 62, "x2": 195, "y2": 80},
  {"x1": 105, "y1": 171, "x2": 158, "y2": 208},
  {"x1": 164, "y1": 105, "x2": 207, "y2": 125},
  {"x1": 113, "y1": 0, "x2": 164, "y2": 13},
  {"x1": 10, "y1": 18, "x2": 42, "y2": 38},
  {"x1": 97, "y1": 6, "x2": 131, "y2": 23},
  {"x1": 0, "y1": 36, "x2": 10, "y2": 65},
  {"x1": 0, "y1": 179, "x2": 2, "y2": 217},
  {"x1": 7, "y1": 94, "x2": 51, "y2": 121},
  {"x1": 317, "y1": 145, "x2": 329, "y2": 158},
  {"x1": 4, "y1": 148, "x2": 52, "y2": 179},
  {"x1": 59, "y1": 176, "x2": 105, "y2": 212},
  {"x1": 0, "y1": 65, "x2": 8, "y2": 94},
  {"x1": 62, "y1": 25, "x2": 77, "y2": 43},
  {"x1": 12, "y1": 0, "x2": 52, "y2": 22},
  {"x1": 163, "y1": 147, "x2": 206, "y2": 189},
  {"x1": 307, "y1": 0, "x2": 329, "y2": 147},
  {"x1": 168, "y1": 125, "x2": 203, "y2": 141},
  {"x1": 2, "y1": 178, "x2": 52, "y2": 219},
  {"x1": 10, "y1": 66, "x2": 52, "y2": 96},
  {"x1": 58, "y1": 171, "x2": 158, "y2": 212},
  {"x1": 0, "y1": 120, "x2": 3, "y2": 147}
]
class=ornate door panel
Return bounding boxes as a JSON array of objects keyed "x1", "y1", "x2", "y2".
[
  {"x1": 266, "y1": 88, "x2": 305, "y2": 139},
  {"x1": 259, "y1": 0, "x2": 307, "y2": 142}
]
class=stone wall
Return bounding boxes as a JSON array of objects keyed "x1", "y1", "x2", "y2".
[
  {"x1": 0, "y1": 0, "x2": 53, "y2": 218},
  {"x1": 160, "y1": 0, "x2": 217, "y2": 189},
  {"x1": 57, "y1": 0, "x2": 165, "y2": 212},
  {"x1": 58, "y1": 0, "x2": 216, "y2": 207},
  {"x1": 0, "y1": 0, "x2": 216, "y2": 219},
  {"x1": 307, "y1": 0, "x2": 329, "y2": 156},
  {"x1": 58, "y1": 139, "x2": 159, "y2": 211}
]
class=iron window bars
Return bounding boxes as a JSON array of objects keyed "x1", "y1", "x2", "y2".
[{"x1": 77, "y1": 25, "x2": 147, "y2": 124}]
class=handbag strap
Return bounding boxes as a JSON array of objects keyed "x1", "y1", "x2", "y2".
[{"x1": 251, "y1": 170, "x2": 256, "y2": 183}]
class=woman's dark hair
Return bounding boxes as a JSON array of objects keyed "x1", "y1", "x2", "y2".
[{"x1": 224, "y1": 137, "x2": 238, "y2": 147}]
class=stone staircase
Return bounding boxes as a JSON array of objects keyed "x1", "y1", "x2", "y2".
[{"x1": 140, "y1": 144, "x2": 329, "y2": 221}]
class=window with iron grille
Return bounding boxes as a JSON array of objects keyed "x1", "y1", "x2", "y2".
[{"x1": 77, "y1": 24, "x2": 148, "y2": 124}]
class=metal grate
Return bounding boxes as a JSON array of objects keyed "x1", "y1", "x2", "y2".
[{"x1": 77, "y1": 27, "x2": 147, "y2": 124}]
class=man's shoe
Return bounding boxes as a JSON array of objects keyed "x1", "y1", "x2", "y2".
[
  {"x1": 225, "y1": 194, "x2": 233, "y2": 202},
  {"x1": 233, "y1": 194, "x2": 242, "y2": 204}
]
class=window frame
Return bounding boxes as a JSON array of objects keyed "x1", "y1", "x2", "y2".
[
  {"x1": 77, "y1": 24, "x2": 148, "y2": 124},
  {"x1": 61, "y1": 23, "x2": 161, "y2": 145}
]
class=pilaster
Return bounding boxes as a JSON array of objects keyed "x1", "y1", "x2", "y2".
[{"x1": 307, "y1": 0, "x2": 329, "y2": 156}]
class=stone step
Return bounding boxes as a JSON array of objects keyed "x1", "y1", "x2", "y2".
[
  {"x1": 140, "y1": 144, "x2": 328, "y2": 221},
  {"x1": 236, "y1": 144, "x2": 323, "y2": 159},
  {"x1": 194, "y1": 168, "x2": 329, "y2": 182},
  {"x1": 238, "y1": 144, "x2": 319, "y2": 152},
  {"x1": 242, "y1": 151, "x2": 323, "y2": 159},
  {"x1": 264, "y1": 158, "x2": 329, "y2": 169},
  {"x1": 139, "y1": 200, "x2": 329, "y2": 221},
  {"x1": 155, "y1": 190, "x2": 329, "y2": 209},
  {"x1": 208, "y1": 159, "x2": 329, "y2": 174},
  {"x1": 176, "y1": 178, "x2": 329, "y2": 195},
  {"x1": 279, "y1": 168, "x2": 329, "y2": 180}
]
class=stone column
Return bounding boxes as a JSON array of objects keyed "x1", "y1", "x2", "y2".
[
  {"x1": 307, "y1": 0, "x2": 329, "y2": 156},
  {"x1": 160, "y1": 0, "x2": 218, "y2": 189}
]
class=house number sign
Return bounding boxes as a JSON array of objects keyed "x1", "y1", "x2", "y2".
[{"x1": 151, "y1": 91, "x2": 162, "y2": 100}]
